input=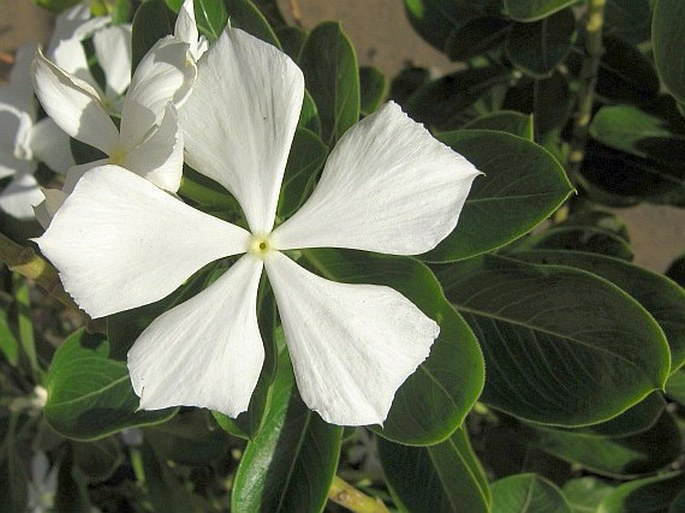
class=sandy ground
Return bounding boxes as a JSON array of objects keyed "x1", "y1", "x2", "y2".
[{"x1": 1, "y1": 0, "x2": 683, "y2": 272}]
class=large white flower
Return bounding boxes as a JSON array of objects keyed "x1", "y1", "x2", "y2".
[
  {"x1": 36, "y1": 28, "x2": 480, "y2": 426},
  {"x1": 0, "y1": 42, "x2": 73, "y2": 218}
]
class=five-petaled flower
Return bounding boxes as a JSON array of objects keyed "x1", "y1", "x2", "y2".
[{"x1": 36, "y1": 28, "x2": 480, "y2": 426}]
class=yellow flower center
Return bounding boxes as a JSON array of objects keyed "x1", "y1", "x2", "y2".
[
  {"x1": 109, "y1": 147, "x2": 126, "y2": 166},
  {"x1": 248, "y1": 234, "x2": 274, "y2": 259}
]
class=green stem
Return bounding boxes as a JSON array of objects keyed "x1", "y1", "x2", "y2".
[
  {"x1": 328, "y1": 476, "x2": 390, "y2": 513},
  {"x1": 12, "y1": 273, "x2": 38, "y2": 381},
  {"x1": 568, "y1": 0, "x2": 607, "y2": 179}
]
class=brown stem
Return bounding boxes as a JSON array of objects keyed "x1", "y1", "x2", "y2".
[{"x1": 328, "y1": 476, "x2": 390, "y2": 513}]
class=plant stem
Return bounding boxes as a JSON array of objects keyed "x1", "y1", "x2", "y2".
[
  {"x1": 328, "y1": 476, "x2": 390, "y2": 513},
  {"x1": 0, "y1": 231, "x2": 91, "y2": 326},
  {"x1": 568, "y1": 0, "x2": 607, "y2": 180}
]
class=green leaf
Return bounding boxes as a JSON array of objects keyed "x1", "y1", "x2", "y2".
[
  {"x1": 299, "y1": 89, "x2": 322, "y2": 135},
  {"x1": 504, "y1": 0, "x2": 578, "y2": 22},
  {"x1": 405, "y1": 67, "x2": 511, "y2": 130},
  {"x1": 0, "y1": 310, "x2": 18, "y2": 367},
  {"x1": 597, "y1": 471, "x2": 685, "y2": 513},
  {"x1": 402, "y1": 0, "x2": 476, "y2": 52},
  {"x1": 533, "y1": 410, "x2": 681, "y2": 477},
  {"x1": 491, "y1": 473, "x2": 572, "y2": 513},
  {"x1": 463, "y1": 111, "x2": 534, "y2": 139},
  {"x1": 231, "y1": 351, "x2": 342, "y2": 513},
  {"x1": 605, "y1": 0, "x2": 651, "y2": 44},
  {"x1": 45, "y1": 330, "x2": 177, "y2": 440},
  {"x1": 517, "y1": 226, "x2": 634, "y2": 261},
  {"x1": 131, "y1": 0, "x2": 176, "y2": 70},
  {"x1": 302, "y1": 249, "x2": 484, "y2": 445},
  {"x1": 32, "y1": 0, "x2": 80, "y2": 12},
  {"x1": 195, "y1": 0, "x2": 228, "y2": 40},
  {"x1": 505, "y1": 8, "x2": 576, "y2": 78},
  {"x1": 562, "y1": 477, "x2": 615, "y2": 513},
  {"x1": 426, "y1": 130, "x2": 573, "y2": 262},
  {"x1": 73, "y1": 438, "x2": 123, "y2": 482},
  {"x1": 300, "y1": 22, "x2": 360, "y2": 146},
  {"x1": 278, "y1": 128, "x2": 328, "y2": 218},
  {"x1": 359, "y1": 66, "x2": 387, "y2": 115},
  {"x1": 445, "y1": 16, "x2": 511, "y2": 61},
  {"x1": 511, "y1": 250, "x2": 685, "y2": 373},
  {"x1": 223, "y1": 0, "x2": 281, "y2": 48},
  {"x1": 439, "y1": 255, "x2": 671, "y2": 426},
  {"x1": 277, "y1": 26, "x2": 306, "y2": 60},
  {"x1": 379, "y1": 427, "x2": 491, "y2": 513},
  {"x1": 653, "y1": 0, "x2": 685, "y2": 105},
  {"x1": 665, "y1": 369, "x2": 685, "y2": 406}
]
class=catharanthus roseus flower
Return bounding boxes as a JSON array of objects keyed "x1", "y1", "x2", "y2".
[{"x1": 36, "y1": 28, "x2": 480, "y2": 426}]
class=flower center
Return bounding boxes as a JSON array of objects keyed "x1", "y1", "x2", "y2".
[
  {"x1": 109, "y1": 147, "x2": 126, "y2": 166},
  {"x1": 248, "y1": 234, "x2": 274, "y2": 259}
]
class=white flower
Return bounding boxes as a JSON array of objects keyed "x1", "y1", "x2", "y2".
[
  {"x1": 26, "y1": 452, "x2": 58, "y2": 513},
  {"x1": 0, "y1": 42, "x2": 73, "y2": 219},
  {"x1": 36, "y1": 28, "x2": 480, "y2": 426},
  {"x1": 175, "y1": 0, "x2": 208, "y2": 60},
  {"x1": 31, "y1": 33, "x2": 198, "y2": 224}
]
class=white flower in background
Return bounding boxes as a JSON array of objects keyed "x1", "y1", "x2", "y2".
[
  {"x1": 27, "y1": 452, "x2": 58, "y2": 513},
  {"x1": 31, "y1": 34, "x2": 197, "y2": 222},
  {"x1": 48, "y1": 3, "x2": 131, "y2": 115},
  {"x1": 0, "y1": 42, "x2": 74, "y2": 219},
  {"x1": 36, "y1": 28, "x2": 480, "y2": 426}
]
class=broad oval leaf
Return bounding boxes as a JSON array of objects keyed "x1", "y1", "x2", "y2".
[
  {"x1": 446, "y1": 16, "x2": 511, "y2": 61},
  {"x1": 653, "y1": 0, "x2": 685, "y2": 105},
  {"x1": 379, "y1": 427, "x2": 491, "y2": 513},
  {"x1": 505, "y1": 8, "x2": 576, "y2": 78},
  {"x1": 504, "y1": 0, "x2": 577, "y2": 22},
  {"x1": 195, "y1": 0, "x2": 228, "y2": 40},
  {"x1": 426, "y1": 130, "x2": 573, "y2": 262},
  {"x1": 439, "y1": 255, "x2": 671, "y2": 426},
  {"x1": 533, "y1": 410, "x2": 681, "y2": 478},
  {"x1": 231, "y1": 351, "x2": 342, "y2": 513},
  {"x1": 562, "y1": 477, "x2": 615, "y2": 513},
  {"x1": 45, "y1": 330, "x2": 177, "y2": 441},
  {"x1": 597, "y1": 471, "x2": 685, "y2": 513},
  {"x1": 402, "y1": 0, "x2": 476, "y2": 52},
  {"x1": 300, "y1": 22, "x2": 360, "y2": 146},
  {"x1": 491, "y1": 473, "x2": 572, "y2": 513},
  {"x1": 665, "y1": 369, "x2": 685, "y2": 406},
  {"x1": 463, "y1": 111, "x2": 535, "y2": 140},
  {"x1": 511, "y1": 250, "x2": 685, "y2": 372},
  {"x1": 360, "y1": 66, "x2": 387, "y2": 115},
  {"x1": 223, "y1": 0, "x2": 281, "y2": 48},
  {"x1": 302, "y1": 249, "x2": 484, "y2": 445}
]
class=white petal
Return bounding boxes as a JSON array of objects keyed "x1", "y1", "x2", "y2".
[
  {"x1": 175, "y1": 0, "x2": 199, "y2": 47},
  {"x1": 265, "y1": 251, "x2": 438, "y2": 426},
  {"x1": 28, "y1": 118, "x2": 74, "y2": 173},
  {"x1": 128, "y1": 255, "x2": 265, "y2": 416},
  {"x1": 120, "y1": 36, "x2": 195, "y2": 149},
  {"x1": 48, "y1": 36, "x2": 94, "y2": 84},
  {"x1": 123, "y1": 104, "x2": 183, "y2": 192},
  {"x1": 63, "y1": 159, "x2": 110, "y2": 194},
  {"x1": 32, "y1": 50, "x2": 119, "y2": 154},
  {"x1": 273, "y1": 102, "x2": 481, "y2": 255},
  {"x1": 93, "y1": 25, "x2": 133, "y2": 97},
  {"x1": 0, "y1": 171, "x2": 42, "y2": 219},
  {"x1": 180, "y1": 28, "x2": 304, "y2": 234},
  {"x1": 4, "y1": 42, "x2": 37, "y2": 116},
  {"x1": 48, "y1": 4, "x2": 110, "y2": 58},
  {"x1": 36, "y1": 165, "x2": 251, "y2": 317}
]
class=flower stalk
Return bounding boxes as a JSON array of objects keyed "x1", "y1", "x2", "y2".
[{"x1": 328, "y1": 476, "x2": 390, "y2": 513}]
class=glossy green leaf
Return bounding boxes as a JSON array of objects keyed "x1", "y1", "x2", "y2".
[
  {"x1": 379, "y1": 427, "x2": 491, "y2": 513},
  {"x1": 439, "y1": 255, "x2": 670, "y2": 426},
  {"x1": 224, "y1": 0, "x2": 281, "y2": 48},
  {"x1": 403, "y1": 0, "x2": 476, "y2": 52},
  {"x1": 278, "y1": 128, "x2": 328, "y2": 218},
  {"x1": 131, "y1": 1, "x2": 176, "y2": 70},
  {"x1": 533, "y1": 410, "x2": 681, "y2": 477},
  {"x1": 195, "y1": 0, "x2": 227, "y2": 40},
  {"x1": 463, "y1": 111, "x2": 534, "y2": 139},
  {"x1": 597, "y1": 471, "x2": 685, "y2": 513},
  {"x1": 511, "y1": 250, "x2": 685, "y2": 372},
  {"x1": 231, "y1": 352, "x2": 342, "y2": 513},
  {"x1": 504, "y1": 0, "x2": 577, "y2": 22},
  {"x1": 406, "y1": 67, "x2": 511, "y2": 130},
  {"x1": 446, "y1": 16, "x2": 511, "y2": 61},
  {"x1": 562, "y1": 477, "x2": 615, "y2": 513},
  {"x1": 300, "y1": 22, "x2": 360, "y2": 146},
  {"x1": 277, "y1": 26, "x2": 306, "y2": 60},
  {"x1": 359, "y1": 66, "x2": 387, "y2": 115},
  {"x1": 0, "y1": 310, "x2": 18, "y2": 367},
  {"x1": 653, "y1": 0, "x2": 685, "y2": 105},
  {"x1": 517, "y1": 226, "x2": 634, "y2": 261},
  {"x1": 426, "y1": 130, "x2": 573, "y2": 262},
  {"x1": 73, "y1": 438, "x2": 123, "y2": 482},
  {"x1": 665, "y1": 369, "x2": 685, "y2": 406},
  {"x1": 302, "y1": 249, "x2": 484, "y2": 445},
  {"x1": 299, "y1": 89, "x2": 322, "y2": 135},
  {"x1": 45, "y1": 330, "x2": 177, "y2": 441},
  {"x1": 491, "y1": 473, "x2": 572, "y2": 513},
  {"x1": 505, "y1": 9, "x2": 576, "y2": 78}
]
